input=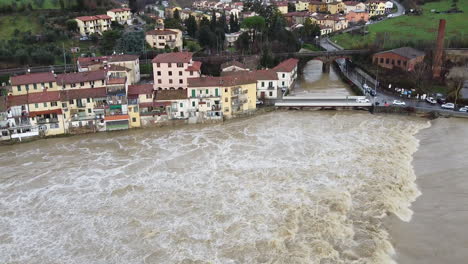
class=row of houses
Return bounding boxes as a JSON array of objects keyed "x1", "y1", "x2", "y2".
[
  {"x1": 0, "y1": 52, "x2": 298, "y2": 142},
  {"x1": 289, "y1": 0, "x2": 393, "y2": 16},
  {"x1": 75, "y1": 8, "x2": 131, "y2": 36}
]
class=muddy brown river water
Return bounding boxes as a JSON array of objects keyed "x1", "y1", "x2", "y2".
[{"x1": 1, "y1": 61, "x2": 467, "y2": 263}]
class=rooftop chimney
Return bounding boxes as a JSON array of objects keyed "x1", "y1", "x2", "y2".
[{"x1": 433, "y1": 19, "x2": 446, "y2": 79}]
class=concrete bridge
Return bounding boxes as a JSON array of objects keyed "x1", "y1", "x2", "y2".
[{"x1": 275, "y1": 95, "x2": 373, "y2": 108}]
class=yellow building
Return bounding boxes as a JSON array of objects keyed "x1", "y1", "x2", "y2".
[
  {"x1": 295, "y1": 1, "x2": 309, "y2": 11},
  {"x1": 10, "y1": 72, "x2": 58, "y2": 96},
  {"x1": 309, "y1": 1, "x2": 328, "y2": 12},
  {"x1": 328, "y1": 2, "x2": 345, "y2": 14},
  {"x1": 107, "y1": 8, "x2": 131, "y2": 24},
  {"x1": 274, "y1": 2, "x2": 289, "y2": 14},
  {"x1": 127, "y1": 84, "x2": 155, "y2": 128},
  {"x1": 75, "y1": 15, "x2": 112, "y2": 36},
  {"x1": 220, "y1": 76, "x2": 257, "y2": 119},
  {"x1": 367, "y1": 1, "x2": 386, "y2": 16}
]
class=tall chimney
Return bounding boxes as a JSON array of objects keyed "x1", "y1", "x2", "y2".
[{"x1": 432, "y1": 19, "x2": 446, "y2": 78}]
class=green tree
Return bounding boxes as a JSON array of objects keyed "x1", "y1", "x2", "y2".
[
  {"x1": 235, "y1": 32, "x2": 251, "y2": 54},
  {"x1": 218, "y1": 13, "x2": 228, "y2": 33},
  {"x1": 184, "y1": 15, "x2": 198, "y2": 38},
  {"x1": 129, "y1": 0, "x2": 137, "y2": 13},
  {"x1": 115, "y1": 31, "x2": 145, "y2": 54},
  {"x1": 173, "y1": 9, "x2": 181, "y2": 20},
  {"x1": 164, "y1": 18, "x2": 183, "y2": 30},
  {"x1": 100, "y1": 30, "x2": 122, "y2": 54},
  {"x1": 210, "y1": 10, "x2": 217, "y2": 32},
  {"x1": 199, "y1": 17, "x2": 210, "y2": 29},
  {"x1": 288, "y1": 2, "x2": 296, "y2": 12},
  {"x1": 198, "y1": 26, "x2": 216, "y2": 50},
  {"x1": 66, "y1": 20, "x2": 78, "y2": 32}
]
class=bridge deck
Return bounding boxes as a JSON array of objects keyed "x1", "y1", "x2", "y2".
[{"x1": 275, "y1": 96, "x2": 372, "y2": 107}]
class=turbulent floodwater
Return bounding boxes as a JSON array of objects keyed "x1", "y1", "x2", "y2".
[
  {"x1": 293, "y1": 60, "x2": 353, "y2": 96},
  {"x1": 0, "y1": 111, "x2": 429, "y2": 264}
]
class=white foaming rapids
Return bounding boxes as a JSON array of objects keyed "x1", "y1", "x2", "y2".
[{"x1": 0, "y1": 112, "x2": 430, "y2": 264}]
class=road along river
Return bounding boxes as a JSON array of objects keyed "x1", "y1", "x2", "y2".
[{"x1": 1, "y1": 111, "x2": 433, "y2": 264}]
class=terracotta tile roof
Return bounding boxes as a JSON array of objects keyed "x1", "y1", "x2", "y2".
[
  {"x1": 29, "y1": 109, "x2": 62, "y2": 117},
  {"x1": 105, "y1": 114, "x2": 129, "y2": 121},
  {"x1": 107, "y1": 77, "x2": 126, "y2": 85},
  {"x1": 188, "y1": 74, "x2": 256, "y2": 88},
  {"x1": 60, "y1": 87, "x2": 107, "y2": 100},
  {"x1": 375, "y1": 47, "x2": 425, "y2": 59},
  {"x1": 285, "y1": 11, "x2": 311, "y2": 17},
  {"x1": 155, "y1": 89, "x2": 188, "y2": 100},
  {"x1": 186, "y1": 61, "x2": 202, "y2": 72},
  {"x1": 273, "y1": 58, "x2": 299, "y2": 72},
  {"x1": 221, "y1": 60, "x2": 248, "y2": 70},
  {"x1": 128, "y1": 84, "x2": 154, "y2": 95},
  {"x1": 139, "y1": 102, "x2": 155, "y2": 108},
  {"x1": 78, "y1": 54, "x2": 139, "y2": 67},
  {"x1": 76, "y1": 15, "x2": 111, "y2": 22},
  {"x1": 27, "y1": 91, "x2": 61, "y2": 104},
  {"x1": 10, "y1": 72, "x2": 56, "y2": 86},
  {"x1": 252, "y1": 70, "x2": 279, "y2": 80},
  {"x1": 146, "y1": 29, "x2": 178, "y2": 35},
  {"x1": 96, "y1": 15, "x2": 112, "y2": 20},
  {"x1": 343, "y1": 1, "x2": 361, "y2": 6},
  {"x1": 152, "y1": 52, "x2": 193, "y2": 63},
  {"x1": 7, "y1": 95, "x2": 28, "y2": 107},
  {"x1": 56, "y1": 71, "x2": 107, "y2": 85},
  {"x1": 8, "y1": 91, "x2": 61, "y2": 106},
  {"x1": 188, "y1": 76, "x2": 223, "y2": 87},
  {"x1": 309, "y1": 1, "x2": 324, "y2": 4},
  {"x1": 107, "y1": 54, "x2": 139, "y2": 62},
  {"x1": 109, "y1": 8, "x2": 131, "y2": 12}
]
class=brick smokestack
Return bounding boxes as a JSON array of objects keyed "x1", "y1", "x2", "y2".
[{"x1": 432, "y1": 19, "x2": 446, "y2": 78}]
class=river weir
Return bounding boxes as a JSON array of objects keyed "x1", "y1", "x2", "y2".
[{"x1": 0, "y1": 111, "x2": 430, "y2": 263}]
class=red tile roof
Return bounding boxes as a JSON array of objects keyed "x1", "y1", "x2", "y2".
[
  {"x1": 155, "y1": 89, "x2": 188, "y2": 100},
  {"x1": 60, "y1": 87, "x2": 107, "y2": 100},
  {"x1": 78, "y1": 54, "x2": 139, "y2": 67},
  {"x1": 29, "y1": 109, "x2": 62, "y2": 117},
  {"x1": 146, "y1": 29, "x2": 179, "y2": 35},
  {"x1": 252, "y1": 70, "x2": 279, "y2": 80},
  {"x1": 343, "y1": 1, "x2": 361, "y2": 6},
  {"x1": 273, "y1": 58, "x2": 299, "y2": 72},
  {"x1": 128, "y1": 84, "x2": 154, "y2": 95},
  {"x1": 186, "y1": 61, "x2": 202, "y2": 72},
  {"x1": 188, "y1": 74, "x2": 257, "y2": 88},
  {"x1": 27, "y1": 91, "x2": 61, "y2": 104},
  {"x1": 56, "y1": 71, "x2": 107, "y2": 85},
  {"x1": 76, "y1": 15, "x2": 111, "y2": 22},
  {"x1": 107, "y1": 78, "x2": 126, "y2": 85},
  {"x1": 188, "y1": 76, "x2": 223, "y2": 87},
  {"x1": 10, "y1": 72, "x2": 56, "y2": 86},
  {"x1": 7, "y1": 94, "x2": 28, "y2": 107},
  {"x1": 105, "y1": 114, "x2": 129, "y2": 121},
  {"x1": 152, "y1": 52, "x2": 193, "y2": 63}
]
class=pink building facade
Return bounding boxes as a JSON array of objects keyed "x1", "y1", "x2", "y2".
[{"x1": 152, "y1": 52, "x2": 202, "y2": 90}]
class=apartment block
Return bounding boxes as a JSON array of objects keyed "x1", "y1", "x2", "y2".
[{"x1": 152, "y1": 52, "x2": 202, "y2": 90}]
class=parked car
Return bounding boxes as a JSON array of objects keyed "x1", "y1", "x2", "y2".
[
  {"x1": 356, "y1": 98, "x2": 370, "y2": 103},
  {"x1": 392, "y1": 100, "x2": 406, "y2": 106},
  {"x1": 441, "y1": 103, "x2": 455, "y2": 109},
  {"x1": 387, "y1": 14, "x2": 393, "y2": 18},
  {"x1": 79, "y1": 36, "x2": 89, "y2": 41},
  {"x1": 256, "y1": 99, "x2": 264, "y2": 105},
  {"x1": 458, "y1": 107, "x2": 468, "y2": 112},
  {"x1": 426, "y1": 97, "x2": 437, "y2": 104},
  {"x1": 369, "y1": 90, "x2": 376, "y2": 96}
]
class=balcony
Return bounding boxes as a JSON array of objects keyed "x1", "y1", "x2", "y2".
[{"x1": 37, "y1": 118, "x2": 58, "y2": 124}]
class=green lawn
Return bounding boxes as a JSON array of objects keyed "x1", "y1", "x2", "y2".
[
  {"x1": 302, "y1": 43, "x2": 322, "y2": 51},
  {"x1": 0, "y1": 15, "x2": 42, "y2": 39},
  {"x1": 0, "y1": 0, "x2": 66, "y2": 9},
  {"x1": 332, "y1": 0, "x2": 468, "y2": 49}
]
